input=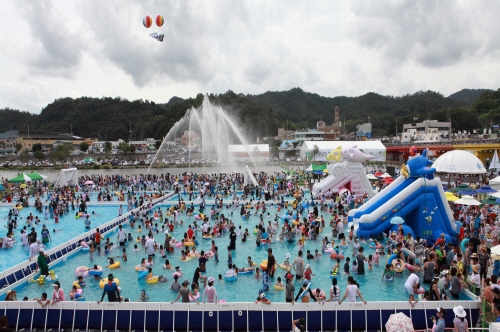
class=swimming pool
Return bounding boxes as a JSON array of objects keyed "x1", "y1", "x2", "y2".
[
  {"x1": 3, "y1": 204, "x2": 475, "y2": 303},
  {"x1": 0, "y1": 204, "x2": 122, "y2": 272}
]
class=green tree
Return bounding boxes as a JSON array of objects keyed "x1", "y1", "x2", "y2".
[
  {"x1": 292, "y1": 141, "x2": 299, "y2": 149},
  {"x1": 48, "y1": 145, "x2": 72, "y2": 161},
  {"x1": 15, "y1": 143, "x2": 22, "y2": 152},
  {"x1": 34, "y1": 150, "x2": 45, "y2": 159},
  {"x1": 32, "y1": 143, "x2": 43, "y2": 152},
  {"x1": 79, "y1": 142, "x2": 90, "y2": 152},
  {"x1": 118, "y1": 142, "x2": 132, "y2": 154},
  {"x1": 155, "y1": 140, "x2": 162, "y2": 149},
  {"x1": 104, "y1": 141, "x2": 112, "y2": 153}
]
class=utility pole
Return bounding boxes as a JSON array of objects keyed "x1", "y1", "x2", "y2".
[
  {"x1": 129, "y1": 121, "x2": 132, "y2": 143},
  {"x1": 395, "y1": 119, "x2": 398, "y2": 141}
]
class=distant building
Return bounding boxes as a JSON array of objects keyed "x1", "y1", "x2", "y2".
[
  {"x1": 228, "y1": 144, "x2": 270, "y2": 163},
  {"x1": 316, "y1": 106, "x2": 342, "y2": 140},
  {"x1": 294, "y1": 129, "x2": 324, "y2": 141},
  {"x1": 277, "y1": 128, "x2": 295, "y2": 139},
  {"x1": 181, "y1": 130, "x2": 200, "y2": 146},
  {"x1": 356, "y1": 123, "x2": 373, "y2": 139},
  {"x1": 16, "y1": 131, "x2": 96, "y2": 151},
  {"x1": 401, "y1": 120, "x2": 451, "y2": 143},
  {"x1": 300, "y1": 140, "x2": 386, "y2": 162},
  {"x1": 0, "y1": 130, "x2": 19, "y2": 153},
  {"x1": 129, "y1": 138, "x2": 157, "y2": 152}
]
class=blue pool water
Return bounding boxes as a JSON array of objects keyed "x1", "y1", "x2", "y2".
[
  {"x1": 6, "y1": 204, "x2": 474, "y2": 303},
  {"x1": 0, "y1": 204, "x2": 122, "y2": 272},
  {"x1": 22, "y1": 191, "x2": 161, "y2": 204}
]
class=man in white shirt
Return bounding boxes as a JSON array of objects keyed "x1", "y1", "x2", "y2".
[
  {"x1": 146, "y1": 236, "x2": 155, "y2": 257},
  {"x1": 29, "y1": 239, "x2": 39, "y2": 260},
  {"x1": 117, "y1": 225, "x2": 126, "y2": 246},
  {"x1": 20, "y1": 230, "x2": 28, "y2": 247}
]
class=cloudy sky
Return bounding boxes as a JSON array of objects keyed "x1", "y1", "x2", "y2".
[{"x1": 1, "y1": 1, "x2": 500, "y2": 113}]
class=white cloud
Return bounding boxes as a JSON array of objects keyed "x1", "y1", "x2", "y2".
[{"x1": 0, "y1": 0, "x2": 499, "y2": 113}]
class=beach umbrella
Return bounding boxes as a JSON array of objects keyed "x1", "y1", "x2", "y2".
[
  {"x1": 490, "y1": 176, "x2": 500, "y2": 191},
  {"x1": 313, "y1": 170, "x2": 323, "y2": 175},
  {"x1": 476, "y1": 185, "x2": 498, "y2": 194},
  {"x1": 450, "y1": 183, "x2": 473, "y2": 193},
  {"x1": 481, "y1": 196, "x2": 500, "y2": 206},
  {"x1": 455, "y1": 195, "x2": 481, "y2": 206},
  {"x1": 445, "y1": 192, "x2": 459, "y2": 202},
  {"x1": 374, "y1": 171, "x2": 382, "y2": 177},
  {"x1": 20, "y1": 183, "x2": 27, "y2": 188},
  {"x1": 458, "y1": 190, "x2": 477, "y2": 196},
  {"x1": 490, "y1": 150, "x2": 500, "y2": 171},
  {"x1": 491, "y1": 244, "x2": 500, "y2": 256},
  {"x1": 385, "y1": 312, "x2": 414, "y2": 332},
  {"x1": 380, "y1": 173, "x2": 392, "y2": 178},
  {"x1": 7, "y1": 173, "x2": 32, "y2": 183},
  {"x1": 367, "y1": 173, "x2": 378, "y2": 180},
  {"x1": 390, "y1": 216, "x2": 405, "y2": 224},
  {"x1": 493, "y1": 192, "x2": 500, "y2": 198}
]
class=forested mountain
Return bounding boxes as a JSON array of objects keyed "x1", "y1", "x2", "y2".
[
  {"x1": 447, "y1": 89, "x2": 491, "y2": 104},
  {"x1": 0, "y1": 88, "x2": 498, "y2": 142}
]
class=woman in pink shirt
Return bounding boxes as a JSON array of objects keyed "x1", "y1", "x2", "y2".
[{"x1": 51, "y1": 281, "x2": 65, "y2": 305}]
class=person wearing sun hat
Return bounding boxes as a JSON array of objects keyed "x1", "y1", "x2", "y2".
[
  {"x1": 255, "y1": 291, "x2": 271, "y2": 304},
  {"x1": 50, "y1": 281, "x2": 65, "y2": 306},
  {"x1": 470, "y1": 264, "x2": 481, "y2": 296},
  {"x1": 431, "y1": 307, "x2": 447, "y2": 332},
  {"x1": 202, "y1": 277, "x2": 217, "y2": 303},
  {"x1": 453, "y1": 305, "x2": 468, "y2": 332},
  {"x1": 98, "y1": 274, "x2": 120, "y2": 303}
]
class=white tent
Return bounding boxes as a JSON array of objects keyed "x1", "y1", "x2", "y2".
[
  {"x1": 490, "y1": 176, "x2": 500, "y2": 191},
  {"x1": 300, "y1": 141, "x2": 386, "y2": 162},
  {"x1": 433, "y1": 150, "x2": 486, "y2": 174},
  {"x1": 53, "y1": 168, "x2": 78, "y2": 188},
  {"x1": 490, "y1": 150, "x2": 500, "y2": 170}
]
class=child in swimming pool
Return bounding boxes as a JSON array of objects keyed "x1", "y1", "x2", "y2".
[
  {"x1": 163, "y1": 259, "x2": 172, "y2": 269},
  {"x1": 275, "y1": 277, "x2": 284, "y2": 288},
  {"x1": 408, "y1": 294, "x2": 418, "y2": 308},
  {"x1": 351, "y1": 260, "x2": 358, "y2": 273},
  {"x1": 133, "y1": 244, "x2": 140, "y2": 252},
  {"x1": 381, "y1": 264, "x2": 394, "y2": 282},
  {"x1": 180, "y1": 250, "x2": 187, "y2": 261},
  {"x1": 255, "y1": 267, "x2": 260, "y2": 279},
  {"x1": 344, "y1": 257, "x2": 350, "y2": 274},
  {"x1": 367, "y1": 255, "x2": 373, "y2": 271},
  {"x1": 122, "y1": 248, "x2": 127, "y2": 262},
  {"x1": 248, "y1": 256, "x2": 254, "y2": 267},
  {"x1": 373, "y1": 250, "x2": 380, "y2": 265},
  {"x1": 147, "y1": 267, "x2": 153, "y2": 280}
]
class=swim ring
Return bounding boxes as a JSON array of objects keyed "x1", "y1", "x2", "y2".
[
  {"x1": 273, "y1": 285, "x2": 285, "y2": 290},
  {"x1": 224, "y1": 274, "x2": 237, "y2": 281},
  {"x1": 73, "y1": 281, "x2": 83, "y2": 289},
  {"x1": 146, "y1": 276, "x2": 159, "y2": 284},
  {"x1": 172, "y1": 271, "x2": 183, "y2": 277},
  {"x1": 296, "y1": 283, "x2": 311, "y2": 300},
  {"x1": 387, "y1": 254, "x2": 397, "y2": 265},
  {"x1": 88, "y1": 266, "x2": 103, "y2": 276},
  {"x1": 279, "y1": 263, "x2": 290, "y2": 270},
  {"x1": 184, "y1": 241, "x2": 194, "y2": 247},
  {"x1": 202, "y1": 235, "x2": 213, "y2": 239},
  {"x1": 45, "y1": 271, "x2": 58, "y2": 282},
  {"x1": 135, "y1": 265, "x2": 147, "y2": 272},
  {"x1": 392, "y1": 258, "x2": 405, "y2": 273},
  {"x1": 259, "y1": 260, "x2": 278, "y2": 271},
  {"x1": 237, "y1": 269, "x2": 254, "y2": 275},
  {"x1": 99, "y1": 278, "x2": 120, "y2": 288},
  {"x1": 180, "y1": 256, "x2": 192, "y2": 262},
  {"x1": 108, "y1": 262, "x2": 120, "y2": 269},
  {"x1": 189, "y1": 292, "x2": 201, "y2": 302},
  {"x1": 75, "y1": 266, "x2": 88, "y2": 277}
]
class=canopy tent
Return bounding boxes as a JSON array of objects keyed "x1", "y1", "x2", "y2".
[
  {"x1": 305, "y1": 164, "x2": 328, "y2": 173},
  {"x1": 476, "y1": 185, "x2": 497, "y2": 193},
  {"x1": 433, "y1": 150, "x2": 486, "y2": 174},
  {"x1": 7, "y1": 173, "x2": 32, "y2": 183},
  {"x1": 367, "y1": 173, "x2": 378, "y2": 180},
  {"x1": 27, "y1": 171, "x2": 47, "y2": 181},
  {"x1": 0, "y1": 184, "x2": 5, "y2": 191},
  {"x1": 53, "y1": 168, "x2": 78, "y2": 188},
  {"x1": 300, "y1": 140, "x2": 386, "y2": 162},
  {"x1": 445, "y1": 192, "x2": 459, "y2": 201},
  {"x1": 490, "y1": 176, "x2": 500, "y2": 191}
]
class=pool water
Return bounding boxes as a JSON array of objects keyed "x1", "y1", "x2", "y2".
[
  {"x1": 0, "y1": 204, "x2": 122, "y2": 272},
  {"x1": 6, "y1": 204, "x2": 474, "y2": 303},
  {"x1": 21, "y1": 191, "x2": 161, "y2": 204}
]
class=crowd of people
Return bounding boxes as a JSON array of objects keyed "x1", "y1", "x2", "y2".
[{"x1": 3, "y1": 169, "x2": 500, "y2": 331}]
